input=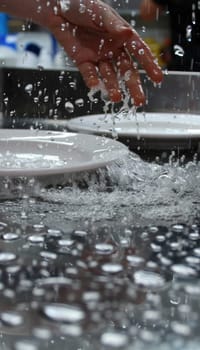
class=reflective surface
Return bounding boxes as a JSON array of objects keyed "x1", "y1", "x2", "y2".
[{"x1": 0, "y1": 151, "x2": 200, "y2": 349}]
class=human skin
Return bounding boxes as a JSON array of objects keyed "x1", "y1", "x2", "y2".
[{"x1": 0, "y1": 0, "x2": 163, "y2": 106}]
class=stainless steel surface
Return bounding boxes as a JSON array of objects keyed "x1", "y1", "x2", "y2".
[{"x1": 0, "y1": 69, "x2": 200, "y2": 349}]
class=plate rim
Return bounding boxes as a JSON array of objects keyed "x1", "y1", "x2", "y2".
[
  {"x1": 0, "y1": 133, "x2": 128, "y2": 177},
  {"x1": 66, "y1": 113, "x2": 200, "y2": 139}
]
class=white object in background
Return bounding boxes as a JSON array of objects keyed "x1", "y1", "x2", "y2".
[
  {"x1": 0, "y1": 45, "x2": 17, "y2": 67},
  {"x1": 54, "y1": 47, "x2": 67, "y2": 69},
  {"x1": 16, "y1": 32, "x2": 53, "y2": 69},
  {"x1": 54, "y1": 45, "x2": 75, "y2": 70},
  {"x1": 16, "y1": 44, "x2": 39, "y2": 69},
  {"x1": 16, "y1": 32, "x2": 53, "y2": 55},
  {"x1": 37, "y1": 48, "x2": 53, "y2": 69}
]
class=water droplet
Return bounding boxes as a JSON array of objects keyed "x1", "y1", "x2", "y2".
[
  {"x1": 193, "y1": 247, "x2": 200, "y2": 257},
  {"x1": 60, "y1": 323, "x2": 83, "y2": 336},
  {"x1": 40, "y1": 251, "x2": 57, "y2": 260},
  {"x1": 60, "y1": 0, "x2": 70, "y2": 12},
  {"x1": 28, "y1": 235, "x2": 45, "y2": 244},
  {"x1": 0, "y1": 252, "x2": 17, "y2": 264},
  {"x1": 1, "y1": 232, "x2": 19, "y2": 241},
  {"x1": 75, "y1": 98, "x2": 84, "y2": 107},
  {"x1": 173, "y1": 44, "x2": 185, "y2": 57},
  {"x1": 14, "y1": 340, "x2": 38, "y2": 350},
  {"x1": 126, "y1": 255, "x2": 145, "y2": 267},
  {"x1": 171, "y1": 321, "x2": 191, "y2": 336},
  {"x1": 32, "y1": 327, "x2": 51, "y2": 340},
  {"x1": 172, "y1": 224, "x2": 184, "y2": 233},
  {"x1": 58, "y1": 238, "x2": 75, "y2": 247},
  {"x1": 64, "y1": 101, "x2": 74, "y2": 113},
  {"x1": 138, "y1": 48, "x2": 144, "y2": 55},
  {"x1": 56, "y1": 96, "x2": 62, "y2": 106},
  {"x1": 141, "y1": 26, "x2": 146, "y2": 33},
  {"x1": 101, "y1": 262, "x2": 123, "y2": 274},
  {"x1": 171, "y1": 264, "x2": 197, "y2": 278},
  {"x1": 95, "y1": 243, "x2": 114, "y2": 255},
  {"x1": 24, "y1": 84, "x2": 33, "y2": 94},
  {"x1": 134, "y1": 270, "x2": 166, "y2": 290},
  {"x1": 79, "y1": 3, "x2": 86, "y2": 13},
  {"x1": 101, "y1": 331, "x2": 128, "y2": 348},
  {"x1": 184, "y1": 283, "x2": 200, "y2": 296},
  {"x1": 47, "y1": 228, "x2": 62, "y2": 238},
  {"x1": 37, "y1": 276, "x2": 71, "y2": 287},
  {"x1": 73, "y1": 230, "x2": 88, "y2": 239},
  {"x1": 143, "y1": 309, "x2": 161, "y2": 322},
  {"x1": 1, "y1": 311, "x2": 24, "y2": 327},
  {"x1": 0, "y1": 221, "x2": 8, "y2": 230},
  {"x1": 42, "y1": 303, "x2": 85, "y2": 323},
  {"x1": 82, "y1": 291, "x2": 100, "y2": 302},
  {"x1": 186, "y1": 25, "x2": 192, "y2": 42}
]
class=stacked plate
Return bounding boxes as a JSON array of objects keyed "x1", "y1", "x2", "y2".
[
  {"x1": 0, "y1": 129, "x2": 129, "y2": 183},
  {"x1": 66, "y1": 112, "x2": 200, "y2": 151}
]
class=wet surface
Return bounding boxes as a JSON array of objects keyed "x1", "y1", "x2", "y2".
[{"x1": 0, "y1": 151, "x2": 200, "y2": 349}]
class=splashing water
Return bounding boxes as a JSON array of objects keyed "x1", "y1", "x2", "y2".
[{"x1": 0, "y1": 148, "x2": 200, "y2": 228}]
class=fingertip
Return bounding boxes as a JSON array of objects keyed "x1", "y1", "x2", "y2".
[
  {"x1": 86, "y1": 77, "x2": 100, "y2": 88},
  {"x1": 152, "y1": 67, "x2": 163, "y2": 84},
  {"x1": 133, "y1": 94, "x2": 146, "y2": 107}
]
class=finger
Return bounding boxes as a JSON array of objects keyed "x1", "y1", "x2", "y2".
[
  {"x1": 78, "y1": 61, "x2": 100, "y2": 88},
  {"x1": 126, "y1": 31, "x2": 163, "y2": 84},
  {"x1": 98, "y1": 60, "x2": 122, "y2": 103},
  {"x1": 117, "y1": 51, "x2": 145, "y2": 107}
]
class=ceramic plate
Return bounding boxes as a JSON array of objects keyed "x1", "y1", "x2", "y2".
[
  {"x1": 0, "y1": 131, "x2": 128, "y2": 177},
  {"x1": 66, "y1": 113, "x2": 200, "y2": 139},
  {"x1": 0, "y1": 129, "x2": 73, "y2": 141}
]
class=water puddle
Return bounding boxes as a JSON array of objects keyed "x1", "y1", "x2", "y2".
[{"x1": 0, "y1": 148, "x2": 199, "y2": 349}]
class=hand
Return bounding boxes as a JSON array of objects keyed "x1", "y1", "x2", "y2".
[
  {"x1": 2, "y1": 0, "x2": 163, "y2": 106},
  {"x1": 52, "y1": 0, "x2": 163, "y2": 106}
]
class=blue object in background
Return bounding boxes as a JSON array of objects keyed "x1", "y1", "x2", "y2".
[{"x1": 0, "y1": 13, "x2": 8, "y2": 38}]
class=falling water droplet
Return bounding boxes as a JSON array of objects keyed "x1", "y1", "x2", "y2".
[
  {"x1": 186, "y1": 25, "x2": 192, "y2": 42},
  {"x1": 60, "y1": 0, "x2": 70, "y2": 12},
  {"x1": 64, "y1": 101, "x2": 74, "y2": 113},
  {"x1": 75, "y1": 98, "x2": 84, "y2": 107},
  {"x1": 173, "y1": 45, "x2": 185, "y2": 57}
]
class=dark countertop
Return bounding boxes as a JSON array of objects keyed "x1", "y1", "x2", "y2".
[
  {"x1": 0, "y1": 69, "x2": 200, "y2": 349},
  {"x1": 0, "y1": 147, "x2": 200, "y2": 349}
]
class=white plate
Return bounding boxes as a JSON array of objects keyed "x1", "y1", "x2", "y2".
[
  {"x1": 0, "y1": 129, "x2": 73, "y2": 141},
  {"x1": 66, "y1": 113, "x2": 200, "y2": 139},
  {"x1": 0, "y1": 130, "x2": 128, "y2": 177}
]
